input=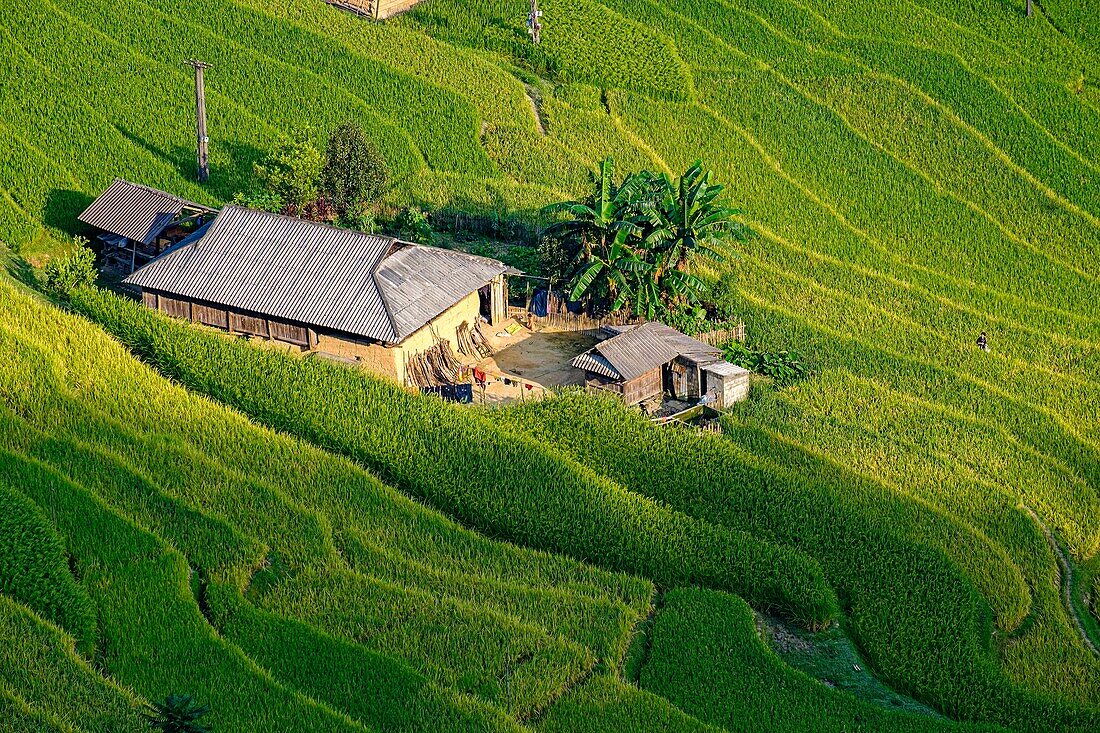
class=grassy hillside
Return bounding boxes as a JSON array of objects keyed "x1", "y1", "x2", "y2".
[
  {"x1": 0, "y1": 0, "x2": 1098, "y2": 729},
  {"x1": 0, "y1": 279, "x2": 681, "y2": 729}
]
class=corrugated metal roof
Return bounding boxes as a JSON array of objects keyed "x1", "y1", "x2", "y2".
[
  {"x1": 702, "y1": 361, "x2": 750, "y2": 377},
  {"x1": 376, "y1": 245, "x2": 508, "y2": 341},
  {"x1": 78, "y1": 178, "x2": 212, "y2": 246},
  {"x1": 571, "y1": 351, "x2": 622, "y2": 380},
  {"x1": 571, "y1": 321, "x2": 723, "y2": 381},
  {"x1": 123, "y1": 206, "x2": 509, "y2": 344},
  {"x1": 654, "y1": 323, "x2": 725, "y2": 367}
]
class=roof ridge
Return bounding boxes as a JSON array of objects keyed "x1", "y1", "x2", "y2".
[
  {"x1": 111, "y1": 178, "x2": 214, "y2": 211},
  {"x1": 221, "y1": 204, "x2": 396, "y2": 244}
]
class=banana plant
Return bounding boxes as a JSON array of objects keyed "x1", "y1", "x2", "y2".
[{"x1": 641, "y1": 161, "x2": 748, "y2": 300}]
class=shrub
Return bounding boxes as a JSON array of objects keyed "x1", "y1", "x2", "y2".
[
  {"x1": 338, "y1": 205, "x2": 378, "y2": 234},
  {"x1": 322, "y1": 122, "x2": 389, "y2": 216},
  {"x1": 42, "y1": 237, "x2": 95, "y2": 296},
  {"x1": 723, "y1": 341, "x2": 809, "y2": 387},
  {"x1": 142, "y1": 694, "x2": 210, "y2": 733},
  {"x1": 393, "y1": 206, "x2": 435, "y2": 244},
  {"x1": 251, "y1": 135, "x2": 324, "y2": 214}
]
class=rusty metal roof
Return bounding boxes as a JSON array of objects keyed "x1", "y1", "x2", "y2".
[
  {"x1": 78, "y1": 178, "x2": 212, "y2": 246},
  {"x1": 572, "y1": 321, "x2": 722, "y2": 381},
  {"x1": 123, "y1": 205, "x2": 509, "y2": 344}
]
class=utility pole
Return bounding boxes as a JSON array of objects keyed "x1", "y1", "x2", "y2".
[
  {"x1": 527, "y1": 0, "x2": 542, "y2": 44},
  {"x1": 184, "y1": 59, "x2": 211, "y2": 182},
  {"x1": 1026, "y1": 0, "x2": 1032, "y2": 16}
]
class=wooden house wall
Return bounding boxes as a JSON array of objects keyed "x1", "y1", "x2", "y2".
[
  {"x1": 193, "y1": 303, "x2": 229, "y2": 329},
  {"x1": 143, "y1": 289, "x2": 312, "y2": 350},
  {"x1": 622, "y1": 367, "x2": 663, "y2": 405},
  {"x1": 587, "y1": 368, "x2": 662, "y2": 405},
  {"x1": 159, "y1": 294, "x2": 191, "y2": 320},
  {"x1": 230, "y1": 311, "x2": 269, "y2": 337},
  {"x1": 584, "y1": 372, "x2": 624, "y2": 396},
  {"x1": 668, "y1": 356, "x2": 702, "y2": 400},
  {"x1": 270, "y1": 320, "x2": 309, "y2": 346}
]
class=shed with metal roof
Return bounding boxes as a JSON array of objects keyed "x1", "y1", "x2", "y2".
[
  {"x1": 78, "y1": 179, "x2": 215, "y2": 273},
  {"x1": 572, "y1": 321, "x2": 737, "y2": 406}
]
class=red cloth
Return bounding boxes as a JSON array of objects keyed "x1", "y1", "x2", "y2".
[{"x1": 473, "y1": 368, "x2": 487, "y2": 384}]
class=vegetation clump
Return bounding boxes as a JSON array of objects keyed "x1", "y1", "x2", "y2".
[
  {"x1": 322, "y1": 121, "x2": 389, "y2": 224},
  {"x1": 143, "y1": 694, "x2": 211, "y2": 733},
  {"x1": 42, "y1": 236, "x2": 96, "y2": 296},
  {"x1": 723, "y1": 342, "x2": 810, "y2": 388},
  {"x1": 234, "y1": 123, "x2": 390, "y2": 228},
  {"x1": 542, "y1": 157, "x2": 749, "y2": 318}
]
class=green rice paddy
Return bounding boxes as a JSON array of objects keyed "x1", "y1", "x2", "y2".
[{"x1": 0, "y1": 0, "x2": 1098, "y2": 729}]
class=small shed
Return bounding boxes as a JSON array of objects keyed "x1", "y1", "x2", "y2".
[
  {"x1": 77, "y1": 178, "x2": 215, "y2": 273},
  {"x1": 572, "y1": 322, "x2": 735, "y2": 406},
  {"x1": 701, "y1": 361, "x2": 751, "y2": 409},
  {"x1": 324, "y1": 0, "x2": 424, "y2": 20}
]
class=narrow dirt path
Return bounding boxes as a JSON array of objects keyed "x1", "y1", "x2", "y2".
[
  {"x1": 1023, "y1": 505, "x2": 1099, "y2": 656},
  {"x1": 525, "y1": 84, "x2": 547, "y2": 135}
]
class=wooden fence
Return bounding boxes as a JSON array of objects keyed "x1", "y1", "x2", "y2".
[
  {"x1": 325, "y1": 0, "x2": 373, "y2": 16},
  {"x1": 510, "y1": 306, "x2": 745, "y2": 342},
  {"x1": 513, "y1": 309, "x2": 641, "y2": 333},
  {"x1": 694, "y1": 324, "x2": 746, "y2": 345}
]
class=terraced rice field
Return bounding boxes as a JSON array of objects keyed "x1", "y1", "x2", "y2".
[{"x1": 0, "y1": 0, "x2": 1098, "y2": 729}]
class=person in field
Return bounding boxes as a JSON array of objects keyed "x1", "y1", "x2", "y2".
[{"x1": 976, "y1": 331, "x2": 989, "y2": 353}]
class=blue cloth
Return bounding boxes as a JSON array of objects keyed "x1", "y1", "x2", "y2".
[
  {"x1": 421, "y1": 384, "x2": 473, "y2": 404},
  {"x1": 531, "y1": 289, "x2": 549, "y2": 317},
  {"x1": 531, "y1": 289, "x2": 583, "y2": 317}
]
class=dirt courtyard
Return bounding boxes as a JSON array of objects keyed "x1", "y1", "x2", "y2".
[{"x1": 467, "y1": 322, "x2": 600, "y2": 403}]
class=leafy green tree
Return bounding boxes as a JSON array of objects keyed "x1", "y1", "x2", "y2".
[
  {"x1": 251, "y1": 135, "x2": 324, "y2": 215},
  {"x1": 43, "y1": 236, "x2": 96, "y2": 296},
  {"x1": 540, "y1": 157, "x2": 646, "y2": 309},
  {"x1": 394, "y1": 206, "x2": 434, "y2": 244},
  {"x1": 640, "y1": 161, "x2": 746, "y2": 307},
  {"x1": 321, "y1": 122, "x2": 389, "y2": 220},
  {"x1": 569, "y1": 237, "x2": 657, "y2": 315},
  {"x1": 142, "y1": 694, "x2": 210, "y2": 733}
]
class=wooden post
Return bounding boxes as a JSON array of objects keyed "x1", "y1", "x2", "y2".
[
  {"x1": 528, "y1": 0, "x2": 542, "y2": 44},
  {"x1": 184, "y1": 60, "x2": 211, "y2": 182}
]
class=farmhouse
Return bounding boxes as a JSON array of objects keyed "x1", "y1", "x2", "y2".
[
  {"x1": 572, "y1": 322, "x2": 750, "y2": 408},
  {"x1": 118, "y1": 203, "x2": 513, "y2": 386},
  {"x1": 78, "y1": 178, "x2": 216, "y2": 273}
]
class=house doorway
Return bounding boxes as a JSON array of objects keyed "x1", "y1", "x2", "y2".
[
  {"x1": 664, "y1": 361, "x2": 688, "y2": 398},
  {"x1": 478, "y1": 284, "x2": 492, "y2": 321}
]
